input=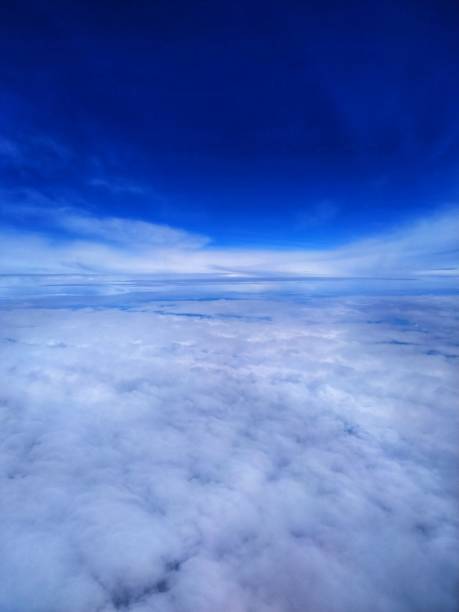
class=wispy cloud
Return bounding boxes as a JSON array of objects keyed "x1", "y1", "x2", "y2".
[
  {"x1": 0, "y1": 134, "x2": 72, "y2": 171},
  {"x1": 0, "y1": 194, "x2": 458, "y2": 281},
  {"x1": 296, "y1": 200, "x2": 339, "y2": 228},
  {"x1": 88, "y1": 177, "x2": 146, "y2": 196}
]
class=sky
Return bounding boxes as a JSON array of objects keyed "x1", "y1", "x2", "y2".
[
  {"x1": 1, "y1": 5, "x2": 459, "y2": 611},
  {"x1": 0, "y1": 0, "x2": 459, "y2": 281}
]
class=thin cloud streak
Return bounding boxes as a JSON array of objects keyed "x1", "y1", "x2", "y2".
[{"x1": 0, "y1": 204, "x2": 458, "y2": 281}]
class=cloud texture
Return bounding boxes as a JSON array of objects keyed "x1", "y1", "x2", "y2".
[
  {"x1": 0, "y1": 197, "x2": 458, "y2": 280},
  {"x1": 0, "y1": 295, "x2": 458, "y2": 612}
]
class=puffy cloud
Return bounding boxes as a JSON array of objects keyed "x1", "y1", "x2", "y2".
[{"x1": 0, "y1": 295, "x2": 458, "y2": 612}]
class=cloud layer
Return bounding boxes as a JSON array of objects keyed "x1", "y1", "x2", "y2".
[
  {"x1": 0, "y1": 197, "x2": 458, "y2": 281},
  {"x1": 1, "y1": 295, "x2": 458, "y2": 611}
]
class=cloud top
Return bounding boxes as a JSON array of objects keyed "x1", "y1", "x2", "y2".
[{"x1": 0, "y1": 296, "x2": 458, "y2": 611}]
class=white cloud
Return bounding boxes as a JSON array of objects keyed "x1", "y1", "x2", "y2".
[
  {"x1": 56, "y1": 211, "x2": 209, "y2": 249},
  {"x1": 0, "y1": 296, "x2": 458, "y2": 611},
  {"x1": 0, "y1": 197, "x2": 458, "y2": 281},
  {"x1": 0, "y1": 135, "x2": 72, "y2": 170},
  {"x1": 88, "y1": 178, "x2": 146, "y2": 196}
]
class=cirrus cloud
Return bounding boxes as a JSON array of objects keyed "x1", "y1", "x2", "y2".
[{"x1": 0, "y1": 193, "x2": 458, "y2": 283}]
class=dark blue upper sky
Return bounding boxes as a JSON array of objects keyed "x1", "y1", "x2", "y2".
[{"x1": 1, "y1": 0, "x2": 459, "y2": 248}]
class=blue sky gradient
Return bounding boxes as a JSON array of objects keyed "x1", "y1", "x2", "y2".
[
  {"x1": 1, "y1": 6, "x2": 459, "y2": 611},
  {"x1": 1, "y1": 0, "x2": 459, "y2": 252}
]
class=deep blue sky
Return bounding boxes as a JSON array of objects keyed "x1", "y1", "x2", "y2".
[{"x1": 1, "y1": 0, "x2": 459, "y2": 248}]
